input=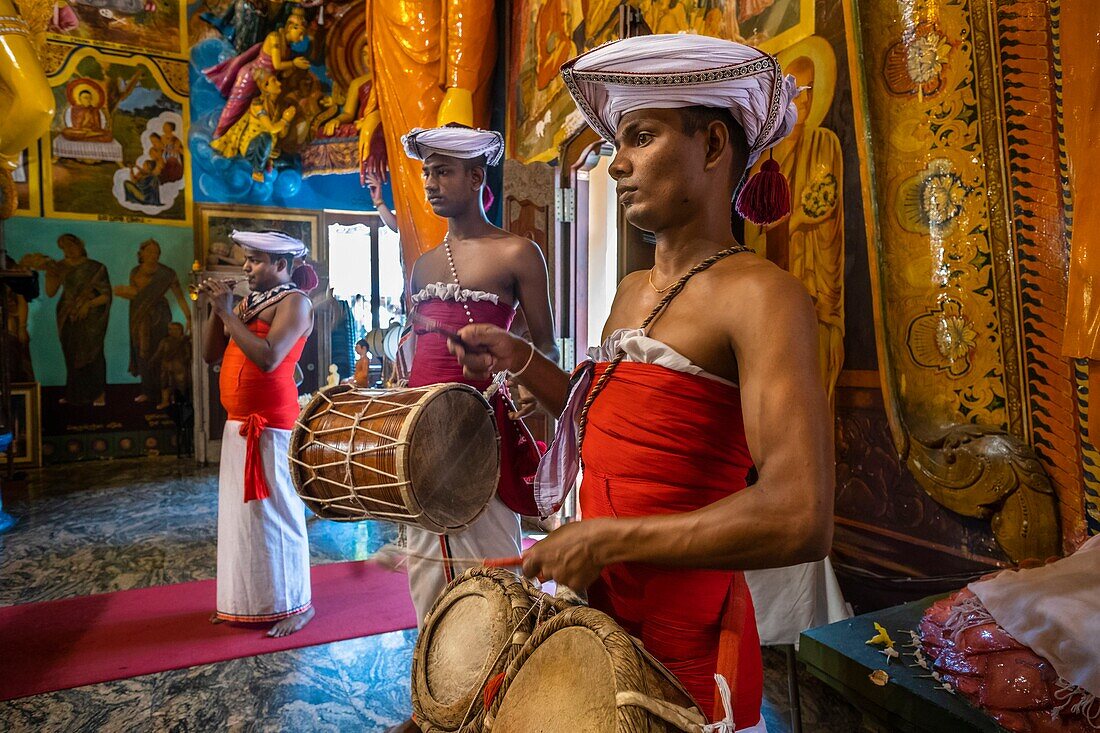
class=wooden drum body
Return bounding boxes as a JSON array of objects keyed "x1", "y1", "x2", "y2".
[
  {"x1": 412, "y1": 567, "x2": 567, "y2": 733},
  {"x1": 290, "y1": 383, "x2": 500, "y2": 534},
  {"x1": 484, "y1": 606, "x2": 709, "y2": 733}
]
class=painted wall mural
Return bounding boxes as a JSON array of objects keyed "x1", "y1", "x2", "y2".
[
  {"x1": 42, "y1": 43, "x2": 190, "y2": 225},
  {"x1": 508, "y1": 0, "x2": 621, "y2": 164},
  {"x1": 3, "y1": 217, "x2": 194, "y2": 461},
  {"x1": 44, "y1": 0, "x2": 188, "y2": 56}
]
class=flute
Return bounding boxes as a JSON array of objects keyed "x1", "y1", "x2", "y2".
[{"x1": 188, "y1": 277, "x2": 241, "y2": 300}]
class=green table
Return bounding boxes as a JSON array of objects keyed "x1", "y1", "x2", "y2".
[{"x1": 797, "y1": 597, "x2": 1006, "y2": 732}]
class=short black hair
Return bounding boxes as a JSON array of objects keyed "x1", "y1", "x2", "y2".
[
  {"x1": 355, "y1": 337, "x2": 368, "y2": 349},
  {"x1": 677, "y1": 106, "x2": 749, "y2": 179}
]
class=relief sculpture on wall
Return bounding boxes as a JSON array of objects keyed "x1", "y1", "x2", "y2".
[{"x1": 845, "y1": 0, "x2": 1059, "y2": 562}]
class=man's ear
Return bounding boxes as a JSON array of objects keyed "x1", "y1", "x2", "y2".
[
  {"x1": 702, "y1": 119, "x2": 731, "y2": 173},
  {"x1": 469, "y1": 164, "x2": 486, "y2": 190}
]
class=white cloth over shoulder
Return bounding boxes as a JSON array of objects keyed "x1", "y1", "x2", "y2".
[
  {"x1": 401, "y1": 126, "x2": 504, "y2": 166},
  {"x1": 560, "y1": 34, "x2": 800, "y2": 167},
  {"x1": 216, "y1": 421, "x2": 312, "y2": 621},
  {"x1": 970, "y1": 534, "x2": 1100, "y2": 695}
]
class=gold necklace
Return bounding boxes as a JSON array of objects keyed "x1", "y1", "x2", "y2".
[{"x1": 647, "y1": 268, "x2": 675, "y2": 294}]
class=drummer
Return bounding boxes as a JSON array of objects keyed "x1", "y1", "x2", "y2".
[
  {"x1": 446, "y1": 35, "x2": 834, "y2": 730},
  {"x1": 399, "y1": 126, "x2": 558, "y2": 615},
  {"x1": 199, "y1": 230, "x2": 318, "y2": 637}
]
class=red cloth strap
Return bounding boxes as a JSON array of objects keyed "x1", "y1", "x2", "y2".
[{"x1": 240, "y1": 414, "x2": 270, "y2": 502}]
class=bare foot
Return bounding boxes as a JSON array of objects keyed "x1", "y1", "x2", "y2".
[
  {"x1": 267, "y1": 606, "x2": 315, "y2": 637},
  {"x1": 93, "y1": 394, "x2": 106, "y2": 407},
  {"x1": 209, "y1": 612, "x2": 225, "y2": 624},
  {"x1": 384, "y1": 719, "x2": 421, "y2": 733},
  {"x1": 156, "y1": 401, "x2": 170, "y2": 410}
]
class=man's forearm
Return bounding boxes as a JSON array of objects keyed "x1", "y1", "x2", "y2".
[
  {"x1": 512, "y1": 349, "x2": 570, "y2": 416},
  {"x1": 595, "y1": 481, "x2": 832, "y2": 571},
  {"x1": 221, "y1": 309, "x2": 276, "y2": 370},
  {"x1": 202, "y1": 311, "x2": 228, "y2": 363}
]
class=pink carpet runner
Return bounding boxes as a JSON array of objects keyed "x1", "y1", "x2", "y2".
[{"x1": 0, "y1": 560, "x2": 416, "y2": 701}]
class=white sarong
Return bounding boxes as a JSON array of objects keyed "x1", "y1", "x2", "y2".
[
  {"x1": 405, "y1": 495, "x2": 522, "y2": 623},
  {"x1": 216, "y1": 420, "x2": 312, "y2": 621}
]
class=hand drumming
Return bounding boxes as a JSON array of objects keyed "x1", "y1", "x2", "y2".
[{"x1": 446, "y1": 323, "x2": 528, "y2": 381}]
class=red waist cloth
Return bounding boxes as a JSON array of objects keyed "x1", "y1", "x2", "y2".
[
  {"x1": 580, "y1": 361, "x2": 762, "y2": 725},
  {"x1": 219, "y1": 319, "x2": 306, "y2": 502},
  {"x1": 407, "y1": 298, "x2": 545, "y2": 516},
  {"x1": 407, "y1": 298, "x2": 514, "y2": 390}
]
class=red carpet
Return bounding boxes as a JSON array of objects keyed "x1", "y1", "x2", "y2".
[{"x1": 0, "y1": 560, "x2": 416, "y2": 701}]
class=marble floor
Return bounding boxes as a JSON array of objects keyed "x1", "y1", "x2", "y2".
[{"x1": 0, "y1": 457, "x2": 874, "y2": 732}]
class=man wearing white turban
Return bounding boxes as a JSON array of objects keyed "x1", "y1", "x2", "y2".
[
  {"x1": 398, "y1": 125, "x2": 558, "y2": 614},
  {"x1": 199, "y1": 230, "x2": 318, "y2": 637},
  {"x1": 448, "y1": 35, "x2": 834, "y2": 730}
]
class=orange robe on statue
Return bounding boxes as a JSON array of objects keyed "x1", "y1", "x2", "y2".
[{"x1": 365, "y1": 0, "x2": 497, "y2": 269}]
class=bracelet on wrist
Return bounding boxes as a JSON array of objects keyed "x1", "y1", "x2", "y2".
[{"x1": 507, "y1": 342, "x2": 537, "y2": 378}]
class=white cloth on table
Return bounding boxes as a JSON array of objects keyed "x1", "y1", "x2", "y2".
[
  {"x1": 970, "y1": 533, "x2": 1100, "y2": 695},
  {"x1": 216, "y1": 420, "x2": 312, "y2": 621},
  {"x1": 52, "y1": 135, "x2": 124, "y2": 163},
  {"x1": 405, "y1": 494, "x2": 522, "y2": 624}
]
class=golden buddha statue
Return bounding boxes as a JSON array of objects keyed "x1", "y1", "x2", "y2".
[
  {"x1": 0, "y1": 0, "x2": 54, "y2": 215},
  {"x1": 365, "y1": 0, "x2": 497, "y2": 268}
]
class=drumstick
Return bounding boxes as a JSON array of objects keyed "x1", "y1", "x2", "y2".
[
  {"x1": 409, "y1": 311, "x2": 490, "y2": 353},
  {"x1": 482, "y1": 555, "x2": 525, "y2": 568}
]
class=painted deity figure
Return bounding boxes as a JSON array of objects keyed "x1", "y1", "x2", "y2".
[
  {"x1": 203, "y1": 8, "x2": 309, "y2": 138},
  {"x1": 123, "y1": 157, "x2": 162, "y2": 205},
  {"x1": 160, "y1": 120, "x2": 184, "y2": 183},
  {"x1": 211, "y1": 67, "x2": 296, "y2": 180},
  {"x1": 365, "y1": 0, "x2": 497, "y2": 267},
  {"x1": 113, "y1": 239, "x2": 191, "y2": 403},
  {"x1": 60, "y1": 88, "x2": 113, "y2": 142},
  {"x1": 152, "y1": 321, "x2": 191, "y2": 409},
  {"x1": 24, "y1": 234, "x2": 112, "y2": 406},
  {"x1": 201, "y1": 0, "x2": 286, "y2": 54},
  {"x1": 302, "y1": 43, "x2": 386, "y2": 179},
  {"x1": 744, "y1": 41, "x2": 845, "y2": 410}
]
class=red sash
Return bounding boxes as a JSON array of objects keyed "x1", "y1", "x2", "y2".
[
  {"x1": 580, "y1": 361, "x2": 762, "y2": 726},
  {"x1": 220, "y1": 319, "x2": 306, "y2": 502}
]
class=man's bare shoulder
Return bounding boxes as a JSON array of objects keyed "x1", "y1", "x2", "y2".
[
  {"x1": 490, "y1": 230, "x2": 544, "y2": 259},
  {"x1": 276, "y1": 289, "x2": 313, "y2": 314},
  {"x1": 708, "y1": 253, "x2": 814, "y2": 330}
]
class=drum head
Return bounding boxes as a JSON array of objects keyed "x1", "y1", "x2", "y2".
[
  {"x1": 407, "y1": 385, "x2": 499, "y2": 532},
  {"x1": 493, "y1": 626, "x2": 618, "y2": 731},
  {"x1": 415, "y1": 572, "x2": 524, "y2": 730}
]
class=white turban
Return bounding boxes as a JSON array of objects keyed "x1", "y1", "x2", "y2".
[
  {"x1": 230, "y1": 230, "x2": 308, "y2": 258},
  {"x1": 401, "y1": 126, "x2": 505, "y2": 166},
  {"x1": 560, "y1": 34, "x2": 801, "y2": 167}
]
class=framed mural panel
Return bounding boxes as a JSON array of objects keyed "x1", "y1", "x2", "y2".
[
  {"x1": 13, "y1": 143, "x2": 41, "y2": 217},
  {"x1": 42, "y1": 43, "x2": 190, "y2": 226},
  {"x1": 196, "y1": 203, "x2": 320, "y2": 273},
  {"x1": 508, "y1": 0, "x2": 622, "y2": 164},
  {"x1": 10, "y1": 382, "x2": 42, "y2": 467},
  {"x1": 631, "y1": 0, "x2": 814, "y2": 54},
  {"x1": 45, "y1": 0, "x2": 188, "y2": 58}
]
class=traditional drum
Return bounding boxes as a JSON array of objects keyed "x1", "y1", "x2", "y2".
[
  {"x1": 484, "y1": 606, "x2": 710, "y2": 733},
  {"x1": 290, "y1": 383, "x2": 500, "y2": 533},
  {"x1": 412, "y1": 567, "x2": 571, "y2": 733}
]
